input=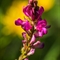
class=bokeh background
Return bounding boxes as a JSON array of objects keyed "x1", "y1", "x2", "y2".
[{"x1": 0, "y1": 0, "x2": 60, "y2": 60}]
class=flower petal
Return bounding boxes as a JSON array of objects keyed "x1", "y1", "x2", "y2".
[
  {"x1": 30, "y1": 34, "x2": 36, "y2": 44},
  {"x1": 38, "y1": 31, "x2": 43, "y2": 37},
  {"x1": 33, "y1": 41, "x2": 44, "y2": 49},
  {"x1": 43, "y1": 28, "x2": 47, "y2": 34},
  {"x1": 22, "y1": 20, "x2": 32, "y2": 31},
  {"x1": 33, "y1": 41, "x2": 41, "y2": 48},
  {"x1": 37, "y1": 6, "x2": 44, "y2": 20},
  {"x1": 27, "y1": 48, "x2": 35, "y2": 56},
  {"x1": 38, "y1": 42, "x2": 44, "y2": 49},
  {"x1": 23, "y1": 5, "x2": 32, "y2": 17},
  {"x1": 39, "y1": 6, "x2": 44, "y2": 15},
  {"x1": 22, "y1": 32, "x2": 26, "y2": 38},
  {"x1": 15, "y1": 18, "x2": 23, "y2": 25},
  {"x1": 36, "y1": 20, "x2": 47, "y2": 31}
]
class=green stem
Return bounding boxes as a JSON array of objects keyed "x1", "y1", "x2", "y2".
[{"x1": 18, "y1": 21, "x2": 35, "y2": 60}]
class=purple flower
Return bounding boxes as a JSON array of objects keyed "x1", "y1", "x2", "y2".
[
  {"x1": 23, "y1": 4, "x2": 32, "y2": 17},
  {"x1": 33, "y1": 41, "x2": 44, "y2": 49},
  {"x1": 22, "y1": 32, "x2": 26, "y2": 38},
  {"x1": 15, "y1": 18, "x2": 32, "y2": 31},
  {"x1": 27, "y1": 48, "x2": 35, "y2": 56},
  {"x1": 22, "y1": 34, "x2": 44, "y2": 57},
  {"x1": 15, "y1": 0, "x2": 50, "y2": 60},
  {"x1": 26, "y1": 41, "x2": 44, "y2": 56},
  {"x1": 37, "y1": 6, "x2": 44, "y2": 20},
  {"x1": 30, "y1": 34, "x2": 36, "y2": 44},
  {"x1": 15, "y1": 18, "x2": 23, "y2": 25},
  {"x1": 23, "y1": 0, "x2": 44, "y2": 21},
  {"x1": 22, "y1": 32, "x2": 27, "y2": 44},
  {"x1": 22, "y1": 20, "x2": 32, "y2": 31},
  {"x1": 33, "y1": 41, "x2": 41, "y2": 47},
  {"x1": 36, "y1": 20, "x2": 47, "y2": 31},
  {"x1": 26, "y1": 38, "x2": 44, "y2": 56},
  {"x1": 35, "y1": 19, "x2": 48, "y2": 37},
  {"x1": 29, "y1": 34, "x2": 44, "y2": 49}
]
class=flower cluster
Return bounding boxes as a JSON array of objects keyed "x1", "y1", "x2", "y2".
[{"x1": 15, "y1": 0, "x2": 50, "y2": 60}]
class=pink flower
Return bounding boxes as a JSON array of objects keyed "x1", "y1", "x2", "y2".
[
  {"x1": 33, "y1": 41, "x2": 44, "y2": 48},
  {"x1": 27, "y1": 48, "x2": 35, "y2": 56},
  {"x1": 35, "y1": 19, "x2": 48, "y2": 37},
  {"x1": 22, "y1": 32, "x2": 26, "y2": 38},
  {"x1": 37, "y1": 6, "x2": 44, "y2": 20},
  {"x1": 22, "y1": 20, "x2": 32, "y2": 31},
  {"x1": 15, "y1": 18, "x2": 32, "y2": 31},
  {"x1": 23, "y1": 4, "x2": 32, "y2": 17},
  {"x1": 30, "y1": 34, "x2": 36, "y2": 44},
  {"x1": 22, "y1": 34, "x2": 44, "y2": 56},
  {"x1": 15, "y1": 0, "x2": 50, "y2": 59},
  {"x1": 23, "y1": 0, "x2": 44, "y2": 21},
  {"x1": 29, "y1": 34, "x2": 44, "y2": 49},
  {"x1": 15, "y1": 18, "x2": 23, "y2": 25}
]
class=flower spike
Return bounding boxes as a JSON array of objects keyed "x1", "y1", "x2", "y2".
[{"x1": 15, "y1": 0, "x2": 50, "y2": 60}]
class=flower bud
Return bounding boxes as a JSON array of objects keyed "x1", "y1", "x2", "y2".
[
  {"x1": 27, "y1": 48, "x2": 35, "y2": 56},
  {"x1": 15, "y1": 18, "x2": 23, "y2": 25},
  {"x1": 30, "y1": 34, "x2": 36, "y2": 44}
]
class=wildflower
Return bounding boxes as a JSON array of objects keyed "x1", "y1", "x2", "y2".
[
  {"x1": 33, "y1": 41, "x2": 44, "y2": 48},
  {"x1": 27, "y1": 48, "x2": 35, "y2": 56},
  {"x1": 29, "y1": 34, "x2": 36, "y2": 44},
  {"x1": 22, "y1": 34, "x2": 44, "y2": 57},
  {"x1": 29, "y1": 34, "x2": 44, "y2": 49},
  {"x1": 15, "y1": 18, "x2": 23, "y2": 26},
  {"x1": 35, "y1": 19, "x2": 48, "y2": 37},
  {"x1": 15, "y1": 0, "x2": 50, "y2": 60},
  {"x1": 23, "y1": 0, "x2": 44, "y2": 21},
  {"x1": 15, "y1": 18, "x2": 32, "y2": 31},
  {"x1": 22, "y1": 32, "x2": 26, "y2": 39}
]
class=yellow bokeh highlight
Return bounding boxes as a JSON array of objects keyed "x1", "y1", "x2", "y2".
[
  {"x1": 38, "y1": 0, "x2": 55, "y2": 11},
  {"x1": 2, "y1": 1, "x2": 28, "y2": 37}
]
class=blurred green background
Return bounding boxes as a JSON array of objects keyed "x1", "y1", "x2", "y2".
[{"x1": 0, "y1": 0, "x2": 60, "y2": 60}]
